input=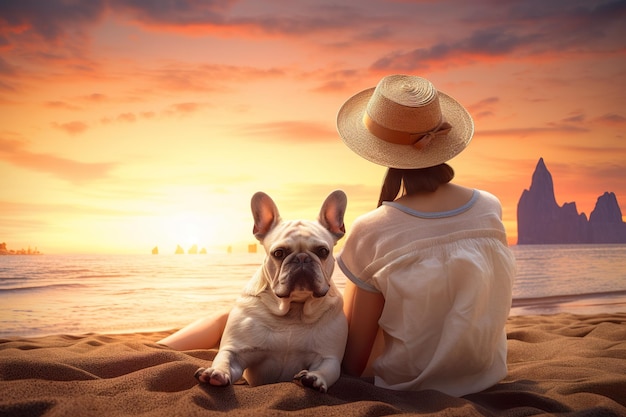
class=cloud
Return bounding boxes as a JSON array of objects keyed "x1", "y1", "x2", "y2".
[
  {"x1": 109, "y1": 0, "x2": 235, "y2": 26},
  {"x1": 0, "y1": 2, "x2": 105, "y2": 91},
  {"x1": 101, "y1": 113, "x2": 138, "y2": 124},
  {"x1": 169, "y1": 102, "x2": 203, "y2": 114},
  {"x1": 560, "y1": 112, "x2": 626, "y2": 129},
  {"x1": 595, "y1": 113, "x2": 626, "y2": 126},
  {"x1": 149, "y1": 63, "x2": 284, "y2": 92},
  {"x1": 0, "y1": 56, "x2": 19, "y2": 91},
  {"x1": 40, "y1": 94, "x2": 107, "y2": 113},
  {"x1": 478, "y1": 111, "x2": 624, "y2": 140},
  {"x1": 159, "y1": 101, "x2": 211, "y2": 117},
  {"x1": 370, "y1": 1, "x2": 626, "y2": 71},
  {"x1": 560, "y1": 145, "x2": 626, "y2": 156},
  {"x1": 478, "y1": 125, "x2": 589, "y2": 138},
  {"x1": 0, "y1": 0, "x2": 106, "y2": 41},
  {"x1": 99, "y1": 101, "x2": 208, "y2": 125},
  {"x1": 562, "y1": 112, "x2": 585, "y2": 124},
  {"x1": 0, "y1": 56, "x2": 16, "y2": 76},
  {"x1": 237, "y1": 121, "x2": 337, "y2": 143},
  {"x1": 45, "y1": 101, "x2": 81, "y2": 111},
  {"x1": 3, "y1": 0, "x2": 624, "y2": 56},
  {"x1": 52, "y1": 121, "x2": 89, "y2": 135},
  {"x1": 117, "y1": 113, "x2": 137, "y2": 123},
  {"x1": 467, "y1": 97, "x2": 499, "y2": 120},
  {"x1": 107, "y1": 1, "x2": 374, "y2": 41},
  {"x1": 371, "y1": 27, "x2": 531, "y2": 71},
  {"x1": 0, "y1": 79, "x2": 16, "y2": 92},
  {"x1": 81, "y1": 93, "x2": 108, "y2": 102},
  {"x1": 0, "y1": 137, "x2": 115, "y2": 183},
  {"x1": 310, "y1": 69, "x2": 362, "y2": 93},
  {"x1": 0, "y1": 0, "x2": 366, "y2": 48}
]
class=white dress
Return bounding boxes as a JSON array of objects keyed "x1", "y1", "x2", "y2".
[{"x1": 337, "y1": 189, "x2": 516, "y2": 397}]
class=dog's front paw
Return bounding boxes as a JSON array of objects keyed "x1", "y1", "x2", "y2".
[
  {"x1": 194, "y1": 367, "x2": 231, "y2": 386},
  {"x1": 294, "y1": 370, "x2": 328, "y2": 393}
]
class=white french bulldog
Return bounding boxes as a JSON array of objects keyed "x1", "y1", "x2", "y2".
[{"x1": 195, "y1": 190, "x2": 348, "y2": 393}]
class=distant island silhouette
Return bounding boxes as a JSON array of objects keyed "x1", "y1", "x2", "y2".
[
  {"x1": 0, "y1": 242, "x2": 41, "y2": 255},
  {"x1": 517, "y1": 158, "x2": 626, "y2": 244},
  {"x1": 171, "y1": 244, "x2": 208, "y2": 254}
]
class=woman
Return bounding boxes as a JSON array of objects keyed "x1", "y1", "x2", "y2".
[
  {"x1": 336, "y1": 74, "x2": 516, "y2": 396},
  {"x1": 159, "y1": 74, "x2": 516, "y2": 397}
]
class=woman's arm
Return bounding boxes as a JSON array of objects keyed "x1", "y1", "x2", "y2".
[{"x1": 342, "y1": 280, "x2": 385, "y2": 377}]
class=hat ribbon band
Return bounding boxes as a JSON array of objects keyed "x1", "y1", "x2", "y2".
[{"x1": 363, "y1": 113, "x2": 452, "y2": 150}]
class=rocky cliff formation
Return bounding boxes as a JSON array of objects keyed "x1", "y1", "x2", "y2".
[
  {"x1": 517, "y1": 158, "x2": 626, "y2": 244},
  {"x1": 589, "y1": 192, "x2": 626, "y2": 243}
]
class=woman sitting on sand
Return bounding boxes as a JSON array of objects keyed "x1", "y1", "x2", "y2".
[{"x1": 159, "y1": 74, "x2": 517, "y2": 397}]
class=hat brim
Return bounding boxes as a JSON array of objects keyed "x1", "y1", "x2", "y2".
[{"x1": 337, "y1": 87, "x2": 474, "y2": 169}]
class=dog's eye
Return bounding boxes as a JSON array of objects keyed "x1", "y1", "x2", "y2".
[
  {"x1": 272, "y1": 249, "x2": 285, "y2": 258},
  {"x1": 315, "y1": 247, "x2": 330, "y2": 258}
]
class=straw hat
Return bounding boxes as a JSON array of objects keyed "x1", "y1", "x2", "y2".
[{"x1": 336, "y1": 75, "x2": 474, "y2": 169}]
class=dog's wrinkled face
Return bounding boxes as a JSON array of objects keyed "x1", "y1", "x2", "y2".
[
  {"x1": 263, "y1": 220, "x2": 335, "y2": 299},
  {"x1": 250, "y1": 190, "x2": 347, "y2": 304}
]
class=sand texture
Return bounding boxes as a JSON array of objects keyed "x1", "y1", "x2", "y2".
[{"x1": 1, "y1": 313, "x2": 625, "y2": 416}]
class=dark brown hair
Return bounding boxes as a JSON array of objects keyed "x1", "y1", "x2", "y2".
[{"x1": 377, "y1": 164, "x2": 455, "y2": 207}]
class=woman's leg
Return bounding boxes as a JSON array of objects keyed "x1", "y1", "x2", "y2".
[{"x1": 158, "y1": 310, "x2": 229, "y2": 351}]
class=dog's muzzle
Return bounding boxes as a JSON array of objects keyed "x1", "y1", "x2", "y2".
[{"x1": 273, "y1": 253, "x2": 329, "y2": 298}]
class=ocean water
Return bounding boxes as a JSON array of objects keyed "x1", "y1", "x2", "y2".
[{"x1": 1, "y1": 245, "x2": 625, "y2": 338}]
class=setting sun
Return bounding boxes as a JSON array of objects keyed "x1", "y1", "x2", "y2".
[{"x1": 164, "y1": 212, "x2": 214, "y2": 253}]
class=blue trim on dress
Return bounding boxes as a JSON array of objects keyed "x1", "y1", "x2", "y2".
[
  {"x1": 337, "y1": 256, "x2": 380, "y2": 293},
  {"x1": 382, "y1": 189, "x2": 479, "y2": 219}
]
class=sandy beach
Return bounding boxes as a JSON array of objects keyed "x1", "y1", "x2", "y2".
[{"x1": 1, "y1": 312, "x2": 625, "y2": 416}]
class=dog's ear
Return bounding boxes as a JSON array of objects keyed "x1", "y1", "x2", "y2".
[
  {"x1": 319, "y1": 190, "x2": 347, "y2": 240},
  {"x1": 251, "y1": 192, "x2": 281, "y2": 241}
]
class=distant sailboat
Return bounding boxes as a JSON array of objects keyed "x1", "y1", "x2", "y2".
[
  {"x1": 151, "y1": 246, "x2": 159, "y2": 255},
  {"x1": 175, "y1": 245, "x2": 185, "y2": 254}
]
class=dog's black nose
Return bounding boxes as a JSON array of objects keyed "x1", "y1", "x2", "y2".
[{"x1": 293, "y1": 253, "x2": 311, "y2": 263}]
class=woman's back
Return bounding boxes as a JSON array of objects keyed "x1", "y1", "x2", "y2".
[{"x1": 337, "y1": 189, "x2": 516, "y2": 396}]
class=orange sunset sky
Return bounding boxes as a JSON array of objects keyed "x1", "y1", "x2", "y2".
[{"x1": 1, "y1": 0, "x2": 625, "y2": 254}]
